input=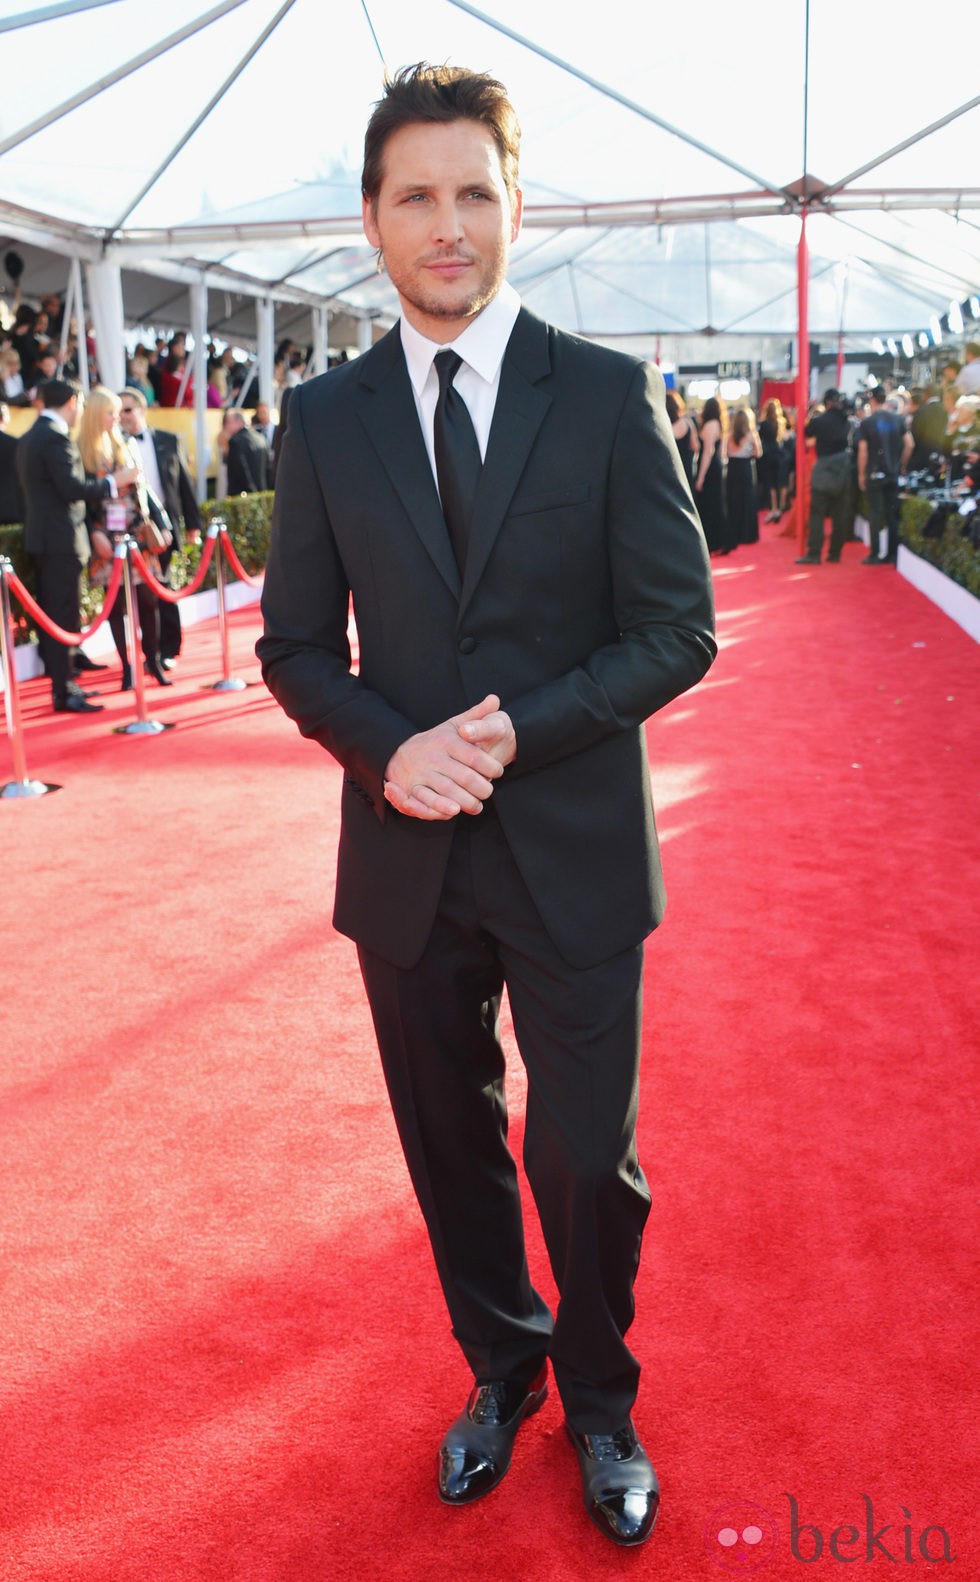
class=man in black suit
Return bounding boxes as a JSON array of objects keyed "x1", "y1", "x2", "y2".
[
  {"x1": 257, "y1": 65, "x2": 715, "y2": 1547},
  {"x1": 220, "y1": 409, "x2": 270, "y2": 495},
  {"x1": 118, "y1": 388, "x2": 203, "y2": 666},
  {"x1": 16, "y1": 379, "x2": 135, "y2": 713},
  {"x1": 0, "y1": 401, "x2": 24, "y2": 524}
]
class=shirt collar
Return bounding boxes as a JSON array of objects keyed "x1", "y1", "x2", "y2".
[
  {"x1": 400, "y1": 280, "x2": 522, "y2": 397},
  {"x1": 40, "y1": 408, "x2": 69, "y2": 435}
]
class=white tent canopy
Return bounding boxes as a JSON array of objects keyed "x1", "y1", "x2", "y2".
[{"x1": 2, "y1": 0, "x2": 978, "y2": 367}]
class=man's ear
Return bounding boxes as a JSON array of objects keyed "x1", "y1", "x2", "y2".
[
  {"x1": 510, "y1": 186, "x2": 523, "y2": 244},
  {"x1": 362, "y1": 195, "x2": 381, "y2": 250}
]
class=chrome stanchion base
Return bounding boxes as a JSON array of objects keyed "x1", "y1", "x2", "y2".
[
  {"x1": 1, "y1": 778, "x2": 62, "y2": 798},
  {"x1": 113, "y1": 720, "x2": 176, "y2": 736},
  {"x1": 202, "y1": 677, "x2": 251, "y2": 692}
]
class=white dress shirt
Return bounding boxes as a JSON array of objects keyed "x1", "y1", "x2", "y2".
[
  {"x1": 130, "y1": 424, "x2": 164, "y2": 500},
  {"x1": 399, "y1": 280, "x2": 522, "y2": 491}
]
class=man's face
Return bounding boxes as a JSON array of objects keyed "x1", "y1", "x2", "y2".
[
  {"x1": 118, "y1": 397, "x2": 142, "y2": 436},
  {"x1": 362, "y1": 118, "x2": 522, "y2": 344}
]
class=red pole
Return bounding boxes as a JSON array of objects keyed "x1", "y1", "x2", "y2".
[
  {"x1": 794, "y1": 207, "x2": 811, "y2": 548},
  {"x1": 835, "y1": 332, "x2": 845, "y2": 390}
]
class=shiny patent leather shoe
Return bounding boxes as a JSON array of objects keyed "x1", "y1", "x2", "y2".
[
  {"x1": 437, "y1": 1365, "x2": 549, "y2": 1504},
  {"x1": 143, "y1": 658, "x2": 173, "y2": 686},
  {"x1": 566, "y1": 1419, "x2": 660, "y2": 1546},
  {"x1": 53, "y1": 692, "x2": 104, "y2": 714}
]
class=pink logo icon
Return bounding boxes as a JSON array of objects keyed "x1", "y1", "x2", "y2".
[{"x1": 705, "y1": 1503, "x2": 778, "y2": 1570}]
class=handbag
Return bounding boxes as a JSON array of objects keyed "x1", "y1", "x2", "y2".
[{"x1": 138, "y1": 513, "x2": 171, "y2": 554}]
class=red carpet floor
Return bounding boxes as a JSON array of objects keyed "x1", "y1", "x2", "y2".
[{"x1": 1, "y1": 528, "x2": 977, "y2": 1580}]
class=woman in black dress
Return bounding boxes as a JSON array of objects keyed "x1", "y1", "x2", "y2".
[
  {"x1": 694, "y1": 395, "x2": 732, "y2": 554},
  {"x1": 666, "y1": 390, "x2": 700, "y2": 491},
  {"x1": 725, "y1": 407, "x2": 763, "y2": 544},
  {"x1": 758, "y1": 398, "x2": 788, "y2": 520}
]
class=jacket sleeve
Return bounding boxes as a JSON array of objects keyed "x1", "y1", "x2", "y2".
[
  {"x1": 48, "y1": 431, "x2": 111, "y2": 507},
  {"x1": 503, "y1": 360, "x2": 716, "y2": 776},
  {"x1": 256, "y1": 387, "x2": 418, "y2": 812}
]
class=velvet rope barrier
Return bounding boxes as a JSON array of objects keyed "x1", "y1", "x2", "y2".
[
  {"x1": 4, "y1": 557, "x2": 124, "y2": 646},
  {"x1": 128, "y1": 533, "x2": 216, "y2": 602},
  {"x1": 218, "y1": 531, "x2": 264, "y2": 589}
]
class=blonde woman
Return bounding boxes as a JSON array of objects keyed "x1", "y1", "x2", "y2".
[
  {"x1": 725, "y1": 407, "x2": 762, "y2": 545},
  {"x1": 78, "y1": 386, "x2": 171, "y2": 688}
]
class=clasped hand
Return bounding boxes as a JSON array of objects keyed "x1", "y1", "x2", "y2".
[{"x1": 384, "y1": 694, "x2": 516, "y2": 821}]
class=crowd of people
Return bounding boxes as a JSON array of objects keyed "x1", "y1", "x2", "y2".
[
  {"x1": 663, "y1": 355, "x2": 980, "y2": 568},
  {"x1": 666, "y1": 389, "x2": 796, "y2": 557},
  {"x1": 0, "y1": 277, "x2": 330, "y2": 508}
]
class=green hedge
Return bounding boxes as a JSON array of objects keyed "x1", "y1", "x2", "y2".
[
  {"x1": 0, "y1": 493, "x2": 273, "y2": 643},
  {"x1": 900, "y1": 494, "x2": 980, "y2": 599}
]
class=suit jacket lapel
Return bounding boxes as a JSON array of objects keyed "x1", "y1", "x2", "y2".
[
  {"x1": 458, "y1": 309, "x2": 552, "y2": 619},
  {"x1": 355, "y1": 326, "x2": 461, "y2": 599}
]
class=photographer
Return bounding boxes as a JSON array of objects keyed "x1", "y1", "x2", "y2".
[
  {"x1": 796, "y1": 388, "x2": 854, "y2": 564},
  {"x1": 857, "y1": 386, "x2": 903, "y2": 564}
]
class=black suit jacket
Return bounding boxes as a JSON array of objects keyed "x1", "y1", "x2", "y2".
[
  {"x1": 258, "y1": 309, "x2": 715, "y2": 970},
  {"x1": 0, "y1": 429, "x2": 24, "y2": 524},
  {"x1": 16, "y1": 414, "x2": 110, "y2": 560},
  {"x1": 226, "y1": 426, "x2": 270, "y2": 495},
  {"x1": 148, "y1": 427, "x2": 202, "y2": 550}
]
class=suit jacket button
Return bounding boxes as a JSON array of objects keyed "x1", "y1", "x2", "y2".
[{"x1": 458, "y1": 636, "x2": 476, "y2": 655}]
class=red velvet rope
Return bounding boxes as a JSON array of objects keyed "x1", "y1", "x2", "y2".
[
  {"x1": 4, "y1": 557, "x2": 124, "y2": 645},
  {"x1": 218, "y1": 530, "x2": 264, "y2": 589},
  {"x1": 128, "y1": 535, "x2": 215, "y2": 602}
]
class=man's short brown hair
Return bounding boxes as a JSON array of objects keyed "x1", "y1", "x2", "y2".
[{"x1": 361, "y1": 62, "x2": 521, "y2": 209}]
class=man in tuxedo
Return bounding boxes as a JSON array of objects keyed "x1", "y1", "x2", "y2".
[
  {"x1": 220, "y1": 409, "x2": 270, "y2": 495},
  {"x1": 16, "y1": 379, "x2": 134, "y2": 713},
  {"x1": 257, "y1": 65, "x2": 715, "y2": 1547},
  {"x1": 118, "y1": 388, "x2": 202, "y2": 666}
]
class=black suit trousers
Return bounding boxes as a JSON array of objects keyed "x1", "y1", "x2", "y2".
[
  {"x1": 357, "y1": 809, "x2": 651, "y2": 1433},
  {"x1": 33, "y1": 553, "x2": 83, "y2": 700}
]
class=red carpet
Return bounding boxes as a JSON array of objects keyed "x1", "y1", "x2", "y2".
[{"x1": 1, "y1": 530, "x2": 976, "y2": 1579}]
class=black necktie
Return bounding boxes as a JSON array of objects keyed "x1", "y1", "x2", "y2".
[{"x1": 433, "y1": 349, "x2": 482, "y2": 574}]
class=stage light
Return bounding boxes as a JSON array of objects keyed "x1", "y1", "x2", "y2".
[
  {"x1": 948, "y1": 301, "x2": 964, "y2": 336},
  {"x1": 929, "y1": 317, "x2": 943, "y2": 345},
  {"x1": 902, "y1": 334, "x2": 915, "y2": 357},
  {"x1": 919, "y1": 331, "x2": 930, "y2": 348},
  {"x1": 872, "y1": 337, "x2": 886, "y2": 355},
  {"x1": 970, "y1": 296, "x2": 980, "y2": 320},
  {"x1": 887, "y1": 338, "x2": 899, "y2": 357}
]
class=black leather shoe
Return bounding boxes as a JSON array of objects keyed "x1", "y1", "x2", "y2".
[
  {"x1": 144, "y1": 658, "x2": 173, "y2": 686},
  {"x1": 73, "y1": 654, "x2": 108, "y2": 673},
  {"x1": 437, "y1": 1366, "x2": 548, "y2": 1504},
  {"x1": 54, "y1": 693, "x2": 105, "y2": 714},
  {"x1": 120, "y1": 663, "x2": 133, "y2": 691},
  {"x1": 567, "y1": 1420, "x2": 660, "y2": 1546},
  {"x1": 795, "y1": 554, "x2": 821, "y2": 564}
]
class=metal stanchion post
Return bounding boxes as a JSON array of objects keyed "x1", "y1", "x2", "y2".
[
  {"x1": 0, "y1": 556, "x2": 61, "y2": 798},
  {"x1": 204, "y1": 518, "x2": 248, "y2": 692},
  {"x1": 114, "y1": 538, "x2": 174, "y2": 737}
]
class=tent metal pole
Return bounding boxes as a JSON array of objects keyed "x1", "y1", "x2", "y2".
[
  {"x1": 191, "y1": 279, "x2": 209, "y2": 505},
  {"x1": 0, "y1": 0, "x2": 252, "y2": 158},
  {"x1": 69, "y1": 256, "x2": 89, "y2": 394},
  {"x1": 824, "y1": 95, "x2": 980, "y2": 198},
  {"x1": 794, "y1": 209, "x2": 810, "y2": 550},
  {"x1": 0, "y1": 0, "x2": 123, "y2": 33},
  {"x1": 108, "y1": 0, "x2": 301, "y2": 235},
  {"x1": 445, "y1": 0, "x2": 788, "y2": 199}
]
